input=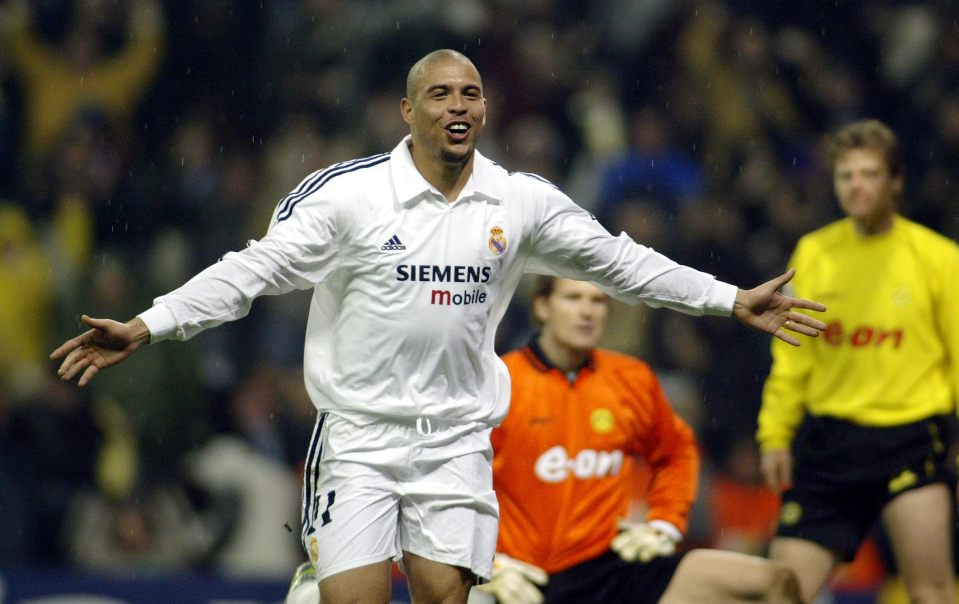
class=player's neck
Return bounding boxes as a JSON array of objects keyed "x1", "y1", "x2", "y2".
[
  {"x1": 852, "y1": 212, "x2": 895, "y2": 236},
  {"x1": 411, "y1": 147, "x2": 474, "y2": 202},
  {"x1": 537, "y1": 334, "x2": 589, "y2": 373}
]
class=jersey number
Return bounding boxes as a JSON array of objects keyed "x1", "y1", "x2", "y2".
[{"x1": 320, "y1": 490, "x2": 336, "y2": 526}]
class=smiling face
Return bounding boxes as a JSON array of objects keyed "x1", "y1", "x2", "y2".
[
  {"x1": 535, "y1": 279, "x2": 609, "y2": 358},
  {"x1": 833, "y1": 147, "x2": 902, "y2": 235},
  {"x1": 401, "y1": 52, "x2": 486, "y2": 170}
]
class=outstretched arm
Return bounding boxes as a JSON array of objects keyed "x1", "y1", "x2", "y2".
[
  {"x1": 51, "y1": 315, "x2": 151, "y2": 387},
  {"x1": 733, "y1": 269, "x2": 826, "y2": 346}
]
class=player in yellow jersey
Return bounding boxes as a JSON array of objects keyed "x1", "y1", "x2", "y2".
[{"x1": 757, "y1": 119, "x2": 959, "y2": 604}]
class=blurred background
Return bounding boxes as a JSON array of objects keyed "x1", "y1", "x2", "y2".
[{"x1": 1, "y1": 0, "x2": 958, "y2": 602}]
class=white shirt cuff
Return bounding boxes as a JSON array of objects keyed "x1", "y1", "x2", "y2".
[
  {"x1": 137, "y1": 304, "x2": 177, "y2": 343},
  {"x1": 704, "y1": 280, "x2": 737, "y2": 316}
]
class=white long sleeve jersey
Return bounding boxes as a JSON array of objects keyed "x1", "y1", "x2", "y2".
[{"x1": 139, "y1": 137, "x2": 736, "y2": 426}]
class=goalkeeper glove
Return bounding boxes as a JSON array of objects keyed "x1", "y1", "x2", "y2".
[
  {"x1": 610, "y1": 520, "x2": 681, "y2": 563},
  {"x1": 285, "y1": 561, "x2": 319, "y2": 604},
  {"x1": 475, "y1": 552, "x2": 548, "y2": 604}
]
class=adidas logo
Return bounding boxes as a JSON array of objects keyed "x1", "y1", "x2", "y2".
[{"x1": 381, "y1": 234, "x2": 406, "y2": 251}]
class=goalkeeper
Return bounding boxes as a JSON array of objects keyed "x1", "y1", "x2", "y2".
[{"x1": 472, "y1": 277, "x2": 800, "y2": 604}]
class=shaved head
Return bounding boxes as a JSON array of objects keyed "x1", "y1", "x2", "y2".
[
  {"x1": 400, "y1": 48, "x2": 486, "y2": 189},
  {"x1": 406, "y1": 49, "x2": 479, "y2": 101}
]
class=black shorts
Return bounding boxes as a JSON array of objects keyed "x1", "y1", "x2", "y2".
[
  {"x1": 543, "y1": 550, "x2": 686, "y2": 604},
  {"x1": 776, "y1": 413, "x2": 959, "y2": 561}
]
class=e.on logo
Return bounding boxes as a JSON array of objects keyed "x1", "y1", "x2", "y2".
[
  {"x1": 534, "y1": 446, "x2": 624, "y2": 483},
  {"x1": 822, "y1": 321, "x2": 904, "y2": 348}
]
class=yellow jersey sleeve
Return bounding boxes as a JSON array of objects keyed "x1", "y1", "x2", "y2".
[{"x1": 757, "y1": 240, "x2": 815, "y2": 451}]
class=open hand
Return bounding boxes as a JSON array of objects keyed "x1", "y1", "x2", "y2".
[
  {"x1": 50, "y1": 315, "x2": 151, "y2": 386},
  {"x1": 733, "y1": 269, "x2": 827, "y2": 346}
]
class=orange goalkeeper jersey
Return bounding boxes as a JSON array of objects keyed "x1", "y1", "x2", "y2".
[{"x1": 493, "y1": 343, "x2": 699, "y2": 574}]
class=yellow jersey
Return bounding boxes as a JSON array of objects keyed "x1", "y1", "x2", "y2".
[{"x1": 758, "y1": 216, "x2": 959, "y2": 450}]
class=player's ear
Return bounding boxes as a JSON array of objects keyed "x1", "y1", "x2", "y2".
[
  {"x1": 532, "y1": 296, "x2": 549, "y2": 324},
  {"x1": 401, "y1": 98, "x2": 413, "y2": 125}
]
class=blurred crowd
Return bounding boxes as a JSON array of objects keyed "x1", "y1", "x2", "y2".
[{"x1": 1, "y1": 0, "x2": 957, "y2": 590}]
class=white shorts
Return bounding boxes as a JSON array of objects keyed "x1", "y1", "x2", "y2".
[{"x1": 300, "y1": 412, "x2": 499, "y2": 582}]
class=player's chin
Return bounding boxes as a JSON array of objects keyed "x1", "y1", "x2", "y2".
[
  {"x1": 570, "y1": 336, "x2": 598, "y2": 353},
  {"x1": 440, "y1": 145, "x2": 474, "y2": 164}
]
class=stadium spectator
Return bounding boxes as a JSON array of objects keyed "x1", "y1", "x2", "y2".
[
  {"x1": 472, "y1": 277, "x2": 801, "y2": 603},
  {"x1": 0, "y1": 203, "x2": 53, "y2": 399},
  {"x1": 52, "y1": 49, "x2": 826, "y2": 604},
  {"x1": 1, "y1": 0, "x2": 164, "y2": 164},
  {"x1": 679, "y1": 3, "x2": 805, "y2": 186},
  {"x1": 64, "y1": 479, "x2": 208, "y2": 572},
  {"x1": 595, "y1": 105, "x2": 705, "y2": 226},
  {"x1": 185, "y1": 430, "x2": 303, "y2": 577},
  {"x1": 0, "y1": 49, "x2": 17, "y2": 200},
  {"x1": 26, "y1": 108, "x2": 136, "y2": 252},
  {"x1": 758, "y1": 119, "x2": 959, "y2": 603},
  {"x1": 703, "y1": 437, "x2": 780, "y2": 557},
  {"x1": 561, "y1": 68, "x2": 629, "y2": 215},
  {"x1": 0, "y1": 377, "x2": 99, "y2": 565}
]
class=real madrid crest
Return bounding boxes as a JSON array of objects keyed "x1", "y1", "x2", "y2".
[{"x1": 488, "y1": 226, "x2": 507, "y2": 255}]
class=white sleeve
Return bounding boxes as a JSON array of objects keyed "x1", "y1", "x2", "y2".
[
  {"x1": 139, "y1": 187, "x2": 342, "y2": 342},
  {"x1": 526, "y1": 186, "x2": 735, "y2": 317}
]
